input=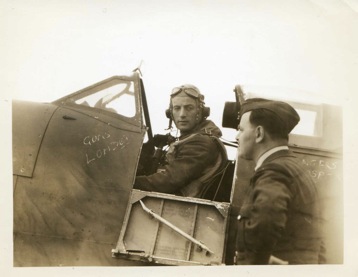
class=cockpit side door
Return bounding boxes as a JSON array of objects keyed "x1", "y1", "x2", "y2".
[{"x1": 14, "y1": 73, "x2": 147, "y2": 266}]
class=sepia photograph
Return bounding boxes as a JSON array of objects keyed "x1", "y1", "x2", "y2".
[{"x1": 1, "y1": 0, "x2": 357, "y2": 276}]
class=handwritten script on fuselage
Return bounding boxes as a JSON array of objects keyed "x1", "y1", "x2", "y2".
[
  {"x1": 83, "y1": 132, "x2": 129, "y2": 165},
  {"x1": 301, "y1": 157, "x2": 340, "y2": 183}
]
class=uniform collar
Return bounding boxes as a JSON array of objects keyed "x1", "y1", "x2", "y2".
[{"x1": 254, "y1": 146, "x2": 289, "y2": 171}]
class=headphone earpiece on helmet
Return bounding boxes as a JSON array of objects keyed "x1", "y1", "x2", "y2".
[{"x1": 202, "y1": 107, "x2": 210, "y2": 118}]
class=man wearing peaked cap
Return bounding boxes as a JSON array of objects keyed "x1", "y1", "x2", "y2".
[{"x1": 234, "y1": 98, "x2": 325, "y2": 265}]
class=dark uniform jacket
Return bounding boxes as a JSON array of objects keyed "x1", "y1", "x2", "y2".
[
  {"x1": 134, "y1": 120, "x2": 227, "y2": 198},
  {"x1": 236, "y1": 149, "x2": 324, "y2": 265}
]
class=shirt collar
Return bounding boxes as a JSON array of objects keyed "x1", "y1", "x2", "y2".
[{"x1": 255, "y1": 146, "x2": 289, "y2": 171}]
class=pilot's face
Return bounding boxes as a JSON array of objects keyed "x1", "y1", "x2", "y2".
[
  {"x1": 171, "y1": 95, "x2": 201, "y2": 133},
  {"x1": 236, "y1": 112, "x2": 256, "y2": 160}
]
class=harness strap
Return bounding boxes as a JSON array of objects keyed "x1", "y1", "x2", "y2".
[{"x1": 179, "y1": 135, "x2": 228, "y2": 198}]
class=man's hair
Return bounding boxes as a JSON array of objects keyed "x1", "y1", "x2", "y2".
[{"x1": 249, "y1": 109, "x2": 289, "y2": 140}]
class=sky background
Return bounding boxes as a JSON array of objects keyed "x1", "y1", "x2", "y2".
[
  {"x1": 1, "y1": 0, "x2": 358, "y2": 276},
  {"x1": 2, "y1": 0, "x2": 358, "y2": 134}
]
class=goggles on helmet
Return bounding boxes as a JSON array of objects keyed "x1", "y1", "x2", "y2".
[{"x1": 171, "y1": 86, "x2": 205, "y2": 102}]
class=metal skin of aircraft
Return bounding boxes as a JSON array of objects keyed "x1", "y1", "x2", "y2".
[
  {"x1": 13, "y1": 72, "x2": 151, "y2": 266},
  {"x1": 12, "y1": 72, "x2": 343, "y2": 266}
]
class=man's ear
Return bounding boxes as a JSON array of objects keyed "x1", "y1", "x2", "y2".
[{"x1": 255, "y1": 126, "x2": 265, "y2": 143}]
